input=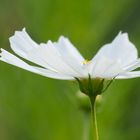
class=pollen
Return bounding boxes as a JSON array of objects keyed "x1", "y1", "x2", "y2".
[{"x1": 82, "y1": 59, "x2": 89, "y2": 65}]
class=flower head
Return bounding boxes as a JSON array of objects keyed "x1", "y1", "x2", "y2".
[{"x1": 0, "y1": 29, "x2": 140, "y2": 81}]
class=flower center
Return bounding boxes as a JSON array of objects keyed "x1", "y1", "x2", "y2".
[{"x1": 82, "y1": 59, "x2": 89, "y2": 65}]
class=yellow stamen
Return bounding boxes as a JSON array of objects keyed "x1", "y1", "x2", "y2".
[{"x1": 82, "y1": 59, "x2": 89, "y2": 65}]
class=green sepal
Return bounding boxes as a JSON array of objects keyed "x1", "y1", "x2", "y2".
[
  {"x1": 75, "y1": 75, "x2": 105, "y2": 98},
  {"x1": 75, "y1": 77, "x2": 87, "y2": 94}
]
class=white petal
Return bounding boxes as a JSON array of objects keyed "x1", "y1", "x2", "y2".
[
  {"x1": 57, "y1": 36, "x2": 84, "y2": 62},
  {"x1": 9, "y1": 29, "x2": 51, "y2": 69},
  {"x1": 93, "y1": 32, "x2": 137, "y2": 67},
  {"x1": 9, "y1": 29, "x2": 81, "y2": 77},
  {"x1": 89, "y1": 32, "x2": 138, "y2": 77},
  {"x1": 9, "y1": 29, "x2": 58, "y2": 71},
  {"x1": 89, "y1": 56, "x2": 122, "y2": 78},
  {"x1": 0, "y1": 49, "x2": 74, "y2": 80},
  {"x1": 29, "y1": 41, "x2": 80, "y2": 76},
  {"x1": 123, "y1": 59, "x2": 140, "y2": 71},
  {"x1": 9, "y1": 28, "x2": 38, "y2": 58},
  {"x1": 110, "y1": 32, "x2": 138, "y2": 66},
  {"x1": 116, "y1": 71, "x2": 140, "y2": 79},
  {"x1": 32, "y1": 66, "x2": 74, "y2": 80},
  {"x1": 54, "y1": 36, "x2": 85, "y2": 75}
]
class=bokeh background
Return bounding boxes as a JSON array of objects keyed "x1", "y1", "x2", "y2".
[{"x1": 0, "y1": 0, "x2": 140, "y2": 140}]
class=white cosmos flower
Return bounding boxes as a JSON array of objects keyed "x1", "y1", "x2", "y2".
[{"x1": 0, "y1": 28, "x2": 140, "y2": 80}]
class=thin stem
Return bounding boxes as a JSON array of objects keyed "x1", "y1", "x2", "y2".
[
  {"x1": 83, "y1": 112, "x2": 90, "y2": 140},
  {"x1": 94, "y1": 97, "x2": 99, "y2": 140},
  {"x1": 90, "y1": 96, "x2": 99, "y2": 140}
]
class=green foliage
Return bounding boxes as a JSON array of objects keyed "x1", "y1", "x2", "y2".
[{"x1": 0, "y1": 0, "x2": 140, "y2": 140}]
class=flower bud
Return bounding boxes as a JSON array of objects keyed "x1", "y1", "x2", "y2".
[{"x1": 76, "y1": 91, "x2": 90, "y2": 112}]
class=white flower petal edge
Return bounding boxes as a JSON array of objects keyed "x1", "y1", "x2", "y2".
[
  {"x1": 0, "y1": 49, "x2": 74, "y2": 80},
  {"x1": 9, "y1": 28, "x2": 38, "y2": 58},
  {"x1": 116, "y1": 71, "x2": 140, "y2": 79}
]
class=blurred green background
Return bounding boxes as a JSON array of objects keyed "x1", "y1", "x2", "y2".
[{"x1": 0, "y1": 0, "x2": 140, "y2": 140}]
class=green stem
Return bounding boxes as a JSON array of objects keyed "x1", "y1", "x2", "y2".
[{"x1": 90, "y1": 96, "x2": 99, "y2": 140}]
